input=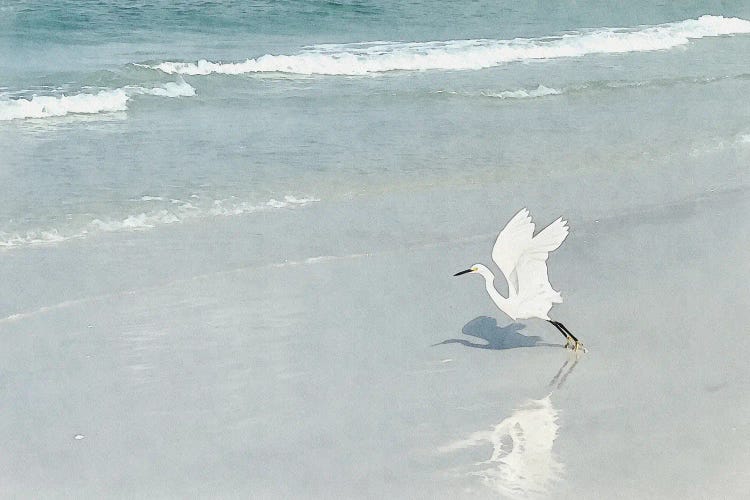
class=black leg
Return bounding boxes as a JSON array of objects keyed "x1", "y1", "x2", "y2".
[
  {"x1": 553, "y1": 321, "x2": 579, "y2": 343},
  {"x1": 547, "y1": 320, "x2": 571, "y2": 342}
]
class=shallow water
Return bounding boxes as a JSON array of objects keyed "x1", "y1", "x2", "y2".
[
  {"x1": 2, "y1": 2, "x2": 750, "y2": 248},
  {"x1": 1, "y1": 1, "x2": 750, "y2": 498}
]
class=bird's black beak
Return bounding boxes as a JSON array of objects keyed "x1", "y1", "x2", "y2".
[{"x1": 453, "y1": 269, "x2": 473, "y2": 277}]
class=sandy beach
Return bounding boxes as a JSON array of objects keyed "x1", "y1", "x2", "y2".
[
  {"x1": 1, "y1": 162, "x2": 748, "y2": 497},
  {"x1": 3, "y1": 3, "x2": 750, "y2": 497}
]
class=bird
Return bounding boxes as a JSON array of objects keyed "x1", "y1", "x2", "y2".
[{"x1": 453, "y1": 208, "x2": 584, "y2": 351}]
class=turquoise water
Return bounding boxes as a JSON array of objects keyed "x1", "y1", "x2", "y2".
[
  {"x1": 1, "y1": 1, "x2": 750, "y2": 246},
  {"x1": 3, "y1": 4, "x2": 750, "y2": 497}
]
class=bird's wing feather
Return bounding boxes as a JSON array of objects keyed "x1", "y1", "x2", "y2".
[
  {"x1": 512, "y1": 217, "x2": 569, "y2": 318},
  {"x1": 492, "y1": 212, "x2": 569, "y2": 318},
  {"x1": 526, "y1": 216, "x2": 569, "y2": 255},
  {"x1": 492, "y1": 208, "x2": 535, "y2": 293}
]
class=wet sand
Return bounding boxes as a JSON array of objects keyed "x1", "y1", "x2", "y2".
[{"x1": 0, "y1": 173, "x2": 749, "y2": 498}]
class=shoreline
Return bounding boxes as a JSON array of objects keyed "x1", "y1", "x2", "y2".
[{"x1": 1, "y1": 176, "x2": 748, "y2": 497}]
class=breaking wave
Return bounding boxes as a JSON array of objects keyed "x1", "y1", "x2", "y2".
[
  {"x1": 0, "y1": 80, "x2": 195, "y2": 121},
  {"x1": 149, "y1": 15, "x2": 750, "y2": 76}
]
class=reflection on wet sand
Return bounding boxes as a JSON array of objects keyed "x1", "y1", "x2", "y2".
[
  {"x1": 548, "y1": 356, "x2": 580, "y2": 390},
  {"x1": 441, "y1": 355, "x2": 579, "y2": 498}
]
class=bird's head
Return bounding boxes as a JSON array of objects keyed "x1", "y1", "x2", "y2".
[{"x1": 453, "y1": 264, "x2": 490, "y2": 277}]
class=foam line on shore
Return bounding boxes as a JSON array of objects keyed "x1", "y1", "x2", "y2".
[{"x1": 150, "y1": 16, "x2": 750, "y2": 76}]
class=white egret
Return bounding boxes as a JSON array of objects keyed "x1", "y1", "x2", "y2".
[{"x1": 454, "y1": 208, "x2": 584, "y2": 351}]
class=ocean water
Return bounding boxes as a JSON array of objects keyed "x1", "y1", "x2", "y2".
[
  {"x1": 3, "y1": 2, "x2": 750, "y2": 498},
  {"x1": 1, "y1": 1, "x2": 750, "y2": 248}
]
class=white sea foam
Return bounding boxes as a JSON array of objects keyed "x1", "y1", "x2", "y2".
[
  {"x1": 89, "y1": 211, "x2": 182, "y2": 231},
  {"x1": 150, "y1": 16, "x2": 750, "y2": 76},
  {"x1": 126, "y1": 79, "x2": 196, "y2": 98},
  {"x1": 481, "y1": 85, "x2": 562, "y2": 99},
  {"x1": 0, "y1": 229, "x2": 72, "y2": 248},
  {"x1": 208, "y1": 195, "x2": 320, "y2": 216},
  {"x1": 436, "y1": 85, "x2": 562, "y2": 100},
  {"x1": 0, "y1": 89, "x2": 130, "y2": 121},
  {"x1": 0, "y1": 80, "x2": 195, "y2": 121},
  {"x1": 0, "y1": 195, "x2": 318, "y2": 249},
  {"x1": 90, "y1": 195, "x2": 317, "y2": 232}
]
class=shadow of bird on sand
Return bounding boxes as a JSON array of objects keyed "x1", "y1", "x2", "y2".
[{"x1": 435, "y1": 316, "x2": 563, "y2": 350}]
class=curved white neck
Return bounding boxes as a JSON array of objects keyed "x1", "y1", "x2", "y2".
[{"x1": 477, "y1": 267, "x2": 511, "y2": 312}]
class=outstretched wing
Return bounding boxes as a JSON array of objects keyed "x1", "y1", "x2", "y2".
[
  {"x1": 492, "y1": 208, "x2": 535, "y2": 293},
  {"x1": 513, "y1": 217, "x2": 569, "y2": 318},
  {"x1": 492, "y1": 210, "x2": 568, "y2": 315}
]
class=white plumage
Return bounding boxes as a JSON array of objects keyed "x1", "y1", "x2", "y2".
[{"x1": 455, "y1": 208, "x2": 583, "y2": 350}]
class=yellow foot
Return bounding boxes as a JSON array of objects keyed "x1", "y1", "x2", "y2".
[{"x1": 573, "y1": 341, "x2": 588, "y2": 353}]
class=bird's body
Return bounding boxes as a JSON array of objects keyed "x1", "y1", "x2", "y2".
[{"x1": 454, "y1": 208, "x2": 584, "y2": 351}]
